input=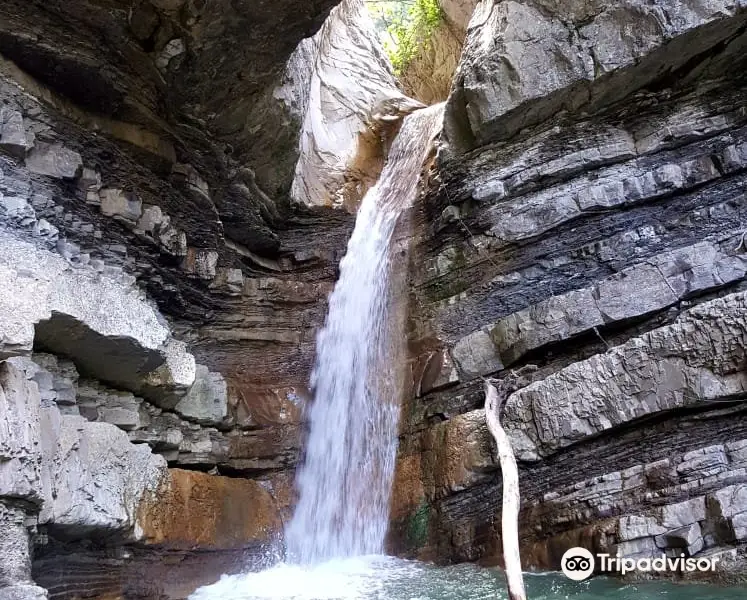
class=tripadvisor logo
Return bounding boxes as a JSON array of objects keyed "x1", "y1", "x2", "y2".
[
  {"x1": 561, "y1": 547, "x2": 720, "y2": 581},
  {"x1": 561, "y1": 548, "x2": 595, "y2": 581}
]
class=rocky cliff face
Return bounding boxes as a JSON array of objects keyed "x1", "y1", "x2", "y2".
[
  {"x1": 280, "y1": 0, "x2": 423, "y2": 210},
  {"x1": 391, "y1": 0, "x2": 747, "y2": 579},
  {"x1": 398, "y1": 0, "x2": 478, "y2": 105},
  {"x1": 0, "y1": 0, "x2": 407, "y2": 598}
]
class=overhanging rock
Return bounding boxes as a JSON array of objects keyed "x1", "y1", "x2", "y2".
[{"x1": 0, "y1": 231, "x2": 195, "y2": 405}]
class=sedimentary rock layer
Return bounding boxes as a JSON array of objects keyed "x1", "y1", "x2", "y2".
[
  {"x1": 392, "y1": 0, "x2": 747, "y2": 578},
  {"x1": 0, "y1": 0, "x2": 394, "y2": 597}
]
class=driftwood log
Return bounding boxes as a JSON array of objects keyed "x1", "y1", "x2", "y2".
[{"x1": 484, "y1": 377, "x2": 528, "y2": 600}]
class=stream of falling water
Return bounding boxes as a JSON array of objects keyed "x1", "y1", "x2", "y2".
[
  {"x1": 285, "y1": 102, "x2": 444, "y2": 564},
  {"x1": 187, "y1": 102, "x2": 747, "y2": 600}
]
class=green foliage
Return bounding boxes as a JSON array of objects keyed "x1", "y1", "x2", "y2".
[{"x1": 367, "y1": 0, "x2": 444, "y2": 75}]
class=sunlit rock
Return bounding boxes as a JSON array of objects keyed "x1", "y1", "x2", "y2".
[
  {"x1": 277, "y1": 0, "x2": 423, "y2": 209},
  {"x1": 446, "y1": 0, "x2": 747, "y2": 149}
]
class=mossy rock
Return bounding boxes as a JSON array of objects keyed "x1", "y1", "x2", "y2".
[{"x1": 406, "y1": 500, "x2": 431, "y2": 550}]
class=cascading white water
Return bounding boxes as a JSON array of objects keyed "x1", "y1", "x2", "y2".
[{"x1": 284, "y1": 103, "x2": 444, "y2": 564}]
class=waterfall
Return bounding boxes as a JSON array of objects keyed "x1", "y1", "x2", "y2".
[{"x1": 284, "y1": 103, "x2": 444, "y2": 564}]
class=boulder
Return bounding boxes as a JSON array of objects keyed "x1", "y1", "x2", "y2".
[
  {"x1": 99, "y1": 188, "x2": 143, "y2": 224},
  {"x1": 76, "y1": 381, "x2": 144, "y2": 431},
  {"x1": 618, "y1": 515, "x2": 667, "y2": 542},
  {"x1": 614, "y1": 536, "x2": 658, "y2": 560}
]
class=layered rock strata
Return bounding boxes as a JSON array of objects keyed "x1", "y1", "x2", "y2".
[
  {"x1": 391, "y1": 0, "x2": 747, "y2": 582},
  {"x1": 0, "y1": 0, "x2": 415, "y2": 597},
  {"x1": 6, "y1": 0, "x2": 747, "y2": 593}
]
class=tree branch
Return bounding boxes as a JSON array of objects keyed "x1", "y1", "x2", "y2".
[{"x1": 484, "y1": 379, "x2": 527, "y2": 600}]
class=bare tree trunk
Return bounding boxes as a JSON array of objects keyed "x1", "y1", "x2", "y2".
[{"x1": 484, "y1": 379, "x2": 527, "y2": 600}]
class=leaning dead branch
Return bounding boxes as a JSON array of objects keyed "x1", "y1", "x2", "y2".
[{"x1": 484, "y1": 377, "x2": 527, "y2": 600}]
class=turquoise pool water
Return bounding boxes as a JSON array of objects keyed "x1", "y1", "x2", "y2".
[{"x1": 189, "y1": 555, "x2": 746, "y2": 600}]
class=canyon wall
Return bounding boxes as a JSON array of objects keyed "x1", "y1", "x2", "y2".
[
  {"x1": 391, "y1": 0, "x2": 747, "y2": 581},
  {"x1": 397, "y1": 0, "x2": 478, "y2": 105},
  {"x1": 0, "y1": 0, "x2": 406, "y2": 598},
  {"x1": 4, "y1": 0, "x2": 747, "y2": 595}
]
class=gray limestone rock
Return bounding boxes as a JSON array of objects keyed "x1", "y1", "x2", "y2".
[
  {"x1": 0, "y1": 231, "x2": 196, "y2": 402},
  {"x1": 99, "y1": 189, "x2": 143, "y2": 224},
  {"x1": 677, "y1": 445, "x2": 729, "y2": 479},
  {"x1": 24, "y1": 143, "x2": 82, "y2": 179},
  {"x1": 77, "y1": 381, "x2": 144, "y2": 431},
  {"x1": 174, "y1": 365, "x2": 228, "y2": 426},
  {"x1": 38, "y1": 411, "x2": 167, "y2": 537},
  {"x1": 615, "y1": 536, "x2": 659, "y2": 560},
  {"x1": 0, "y1": 501, "x2": 46, "y2": 599},
  {"x1": 0, "y1": 196, "x2": 36, "y2": 230},
  {"x1": 446, "y1": 0, "x2": 747, "y2": 148},
  {"x1": 0, "y1": 108, "x2": 31, "y2": 157},
  {"x1": 503, "y1": 291, "x2": 747, "y2": 460},
  {"x1": 450, "y1": 329, "x2": 504, "y2": 379},
  {"x1": 709, "y1": 484, "x2": 747, "y2": 519},
  {"x1": 29, "y1": 354, "x2": 78, "y2": 408},
  {"x1": 0, "y1": 585, "x2": 48, "y2": 600},
  {"x1": 0, "y1": 503, "x2": 34, "y2": 588},
  {"x1": 483, "y1": 239, "x2": 747, "y2": 367},
  {"x1": 655, "y1": 523, "x2": 704, "y2": 555},
  {"x1": 618, "y1": 515, "x2": 667, "y2": 542},
  {"x1": 0, "y1": 359, "x2": 42, "y2": 503},
  {"x1": 136, "y1": 205, "x2": 164, "y2": 234},
  {"x1": 277, "y1": 0, "x2": 422, "y2": 208}
]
